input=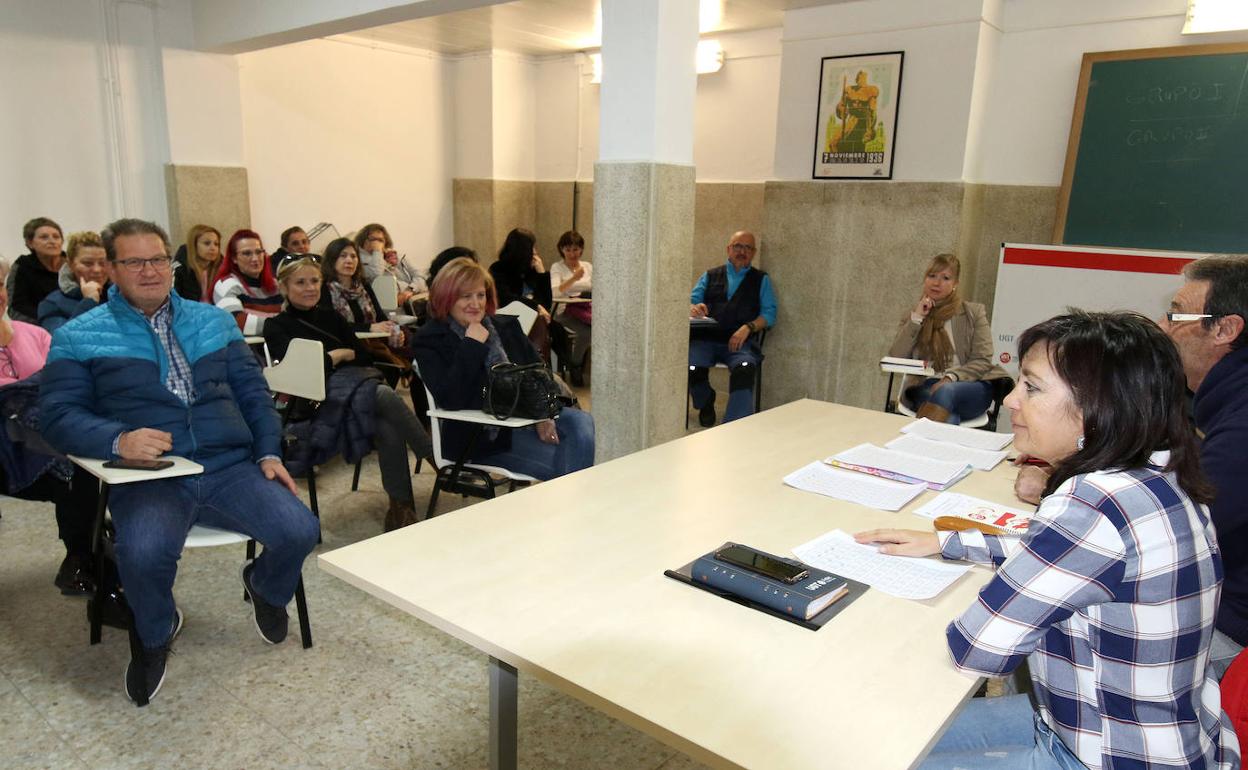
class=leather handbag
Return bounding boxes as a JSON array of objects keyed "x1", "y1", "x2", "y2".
[{"x1": 484, "y1": 362, "x2": 563, "y2": 420}]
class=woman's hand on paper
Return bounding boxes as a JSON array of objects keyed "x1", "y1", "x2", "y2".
[{"x1": 853, "y1": 529, "x2": 940, "y2": 557}]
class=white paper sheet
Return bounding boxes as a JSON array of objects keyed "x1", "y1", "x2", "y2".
[
  {"x1": 901, "y1": 418, "x2": 1013, "y2": 451},
  {"x1": 885, "y1": 433, "x2": 1008, "y2": 471},
  {"x1": 912, "y1": 492, "x2": 1032, "y2": 533},
  {"x1": 783, "y1": 461, "x2": 927, "y2": 512},
  {"x1": 827, "y1": 443, "x2": 971, "y2": 488},
  {"x1": 793, "y1": 530, "x2": 972, "y2": 601}
]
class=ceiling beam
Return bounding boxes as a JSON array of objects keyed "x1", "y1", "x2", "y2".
[{"x1": 191, "y1": 0, "x2": 510, "y2": 54}]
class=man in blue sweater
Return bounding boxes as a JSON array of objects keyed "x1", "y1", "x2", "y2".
[
  {"x1": 40, "y1": 218, "x2": 319, "y2": 704},
  {"x1": 1161, "y1": 255, "x2": 1248, "y2": 677},
  {"x1": 688, "y1": 231, "x2": 777, "y2": 426}
]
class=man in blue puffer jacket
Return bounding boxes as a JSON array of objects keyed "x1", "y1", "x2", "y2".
[{"x1": 39, "y1": 218, "x2": 319, "y2": 705}]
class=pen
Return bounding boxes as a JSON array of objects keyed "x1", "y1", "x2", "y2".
[{"x1": 1007, "y1": 456, "x2": 1050, "y2": 467}]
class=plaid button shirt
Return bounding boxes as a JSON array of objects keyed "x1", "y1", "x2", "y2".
[
  {"x1": 148, "y1": 300, "x2": 195, "y2": 404},
  {"x1": 939, "y1": 455, "x2": 1240, "y2": 769}
]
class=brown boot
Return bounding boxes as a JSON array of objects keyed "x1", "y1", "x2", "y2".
[
  {"x1": 916, "y1": 401, "x2": 951, "y2": 423},
  {"x1": 384, "y1": 498, "x2": 405, "y2": 532}
]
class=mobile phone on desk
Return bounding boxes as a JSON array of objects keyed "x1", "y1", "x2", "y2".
[
  {"x1": 714, "y1": 543, "x2": 809, "y2": 584},
  {"x1": 103, "y1": 458, "x2": 174, "y2": 471}
]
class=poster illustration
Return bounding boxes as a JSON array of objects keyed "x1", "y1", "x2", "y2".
[{"x1": 812, "y1": 51, "x2": 904, "y2": 179}]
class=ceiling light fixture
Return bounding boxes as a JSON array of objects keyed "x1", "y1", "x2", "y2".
[
  {"x1": 1183, "y1": 0, "x2": 1248, "y2": 33},
  {"x1": 588, "y1": 40, "x2": 723, "y2": 85}
]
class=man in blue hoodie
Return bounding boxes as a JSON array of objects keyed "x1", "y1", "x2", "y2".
[
  {"x1": 1160, "y1": 255, "x2": 1248, "y2": 677},
  {"x1": 40, "y1": 218, "x2": 319, "y2": 704}
]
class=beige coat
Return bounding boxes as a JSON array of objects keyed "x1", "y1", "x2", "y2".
[{"x1": 887, "y1": 300, "x2": 1010, "y2": 382}]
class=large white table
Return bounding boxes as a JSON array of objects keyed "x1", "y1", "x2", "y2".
[{"x1": 319, "y1": 399, "x2": 1026, "y2": 769}]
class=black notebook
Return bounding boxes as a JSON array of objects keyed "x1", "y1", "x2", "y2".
[{"x1": 664, "y1": 559, "x2": 868, "y2": 631}]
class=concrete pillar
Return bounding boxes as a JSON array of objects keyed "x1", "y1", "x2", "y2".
[{"x1": 592, "y1": 0, "x2": 699, "y2": 461}]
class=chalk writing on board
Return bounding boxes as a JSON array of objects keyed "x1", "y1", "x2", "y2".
[
  {"x1": 1124, "y1": 83, "x2": 1226, "y2": 105},
  {"x1": 1127, "y1": 125, "x2": 1214, "y2": 145}
]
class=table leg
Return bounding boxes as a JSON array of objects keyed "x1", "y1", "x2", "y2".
[{"x1": 489, "y1": 656, "x2": 518, "y2": 770}]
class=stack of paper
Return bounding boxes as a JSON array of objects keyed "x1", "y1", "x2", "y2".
[
  {"x1": 826, "y1": 443, "x2": 972, "y2": 490},
  {"x1": 783, "y1": 461, "x2": 927, "y2": 511},
  {"x1": 913, "y1": 492, "x2": 1032, "y2": 533},
  {"x1": 885, "y1": 433, "x2": 1008, "y2": 471},
  {"x1": 880, "y1": 356, "x2": 930, "y2": 371},
  {"x1": 901, "y1": 418, "x2": 1013, "y2": 451},
  {"x1": 793, "y1": 530, "x2": 972, "y2": 601}
]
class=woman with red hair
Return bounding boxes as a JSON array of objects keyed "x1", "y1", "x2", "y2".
[
  {"x1": 413, "y1": 257, "x2": 594, "y2": 480},
  {"x1": 212, "y1": 229, "x2": 283, "y2": 334}
]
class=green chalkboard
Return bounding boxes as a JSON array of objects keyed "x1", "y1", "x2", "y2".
[{"x1": 1056, "y1": 43, "x2": 1248, "y2": 253}]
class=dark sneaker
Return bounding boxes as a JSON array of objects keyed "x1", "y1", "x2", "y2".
[
  {"x1": 123, "y1": 610, "x2": 180, "y2": 705},
  {"x1": 54, "y1": 553, "x2": 95, "y2": 597},
  {"x1": 698, "y1": 398, "x2": 717, "y2": 428},
  {"x1": 241, "y1": 561, "x2": 288, "y2": 645}
]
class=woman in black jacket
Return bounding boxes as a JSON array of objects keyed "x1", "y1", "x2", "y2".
[
  {"x1": 413, "y1": 257, "x2": 594, "y2": 480},
  {"x1": 264, "y1": 254, "x2": 433, "y2": 531},
  {"x1": 488, "y1": 228, "x2": 573, "y2": 368}
]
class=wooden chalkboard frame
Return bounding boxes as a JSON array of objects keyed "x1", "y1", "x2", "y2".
[{"x1": 1054, "y1": 41, "x2": 1248, "y2": 244}]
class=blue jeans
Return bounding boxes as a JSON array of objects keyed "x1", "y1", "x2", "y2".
[
  {"x1": 907, "y1": 378, "x2": 993, "y2": 425},
  {"x1": 688, "y1": 338, "x2": 762, "y2": 423},
  {"x1": 475, "y1": 407, "x2": 595, "y2": 481},
  {"x1": 921, "y1": 695, "x2": 1084, "y2": 769},
  {"x1": 108, "y1": 460, "x2": 320, "y2": 649}
]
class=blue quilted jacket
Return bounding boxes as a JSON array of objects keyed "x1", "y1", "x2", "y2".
[{"x1": 39, "y1": 286, "x2": 281, "y2": 473}]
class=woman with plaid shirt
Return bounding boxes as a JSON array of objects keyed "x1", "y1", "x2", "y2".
[{"x1": 859, "y1": 311, "x2": 1239, "y2": 769}]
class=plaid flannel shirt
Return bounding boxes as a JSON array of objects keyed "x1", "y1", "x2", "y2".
[
  {"x1": 939, "y1": 454, "x2": 1240, "y2": 769},
  {"x1": 148, "y1": 300, "x2": 195, "y2": 405}
]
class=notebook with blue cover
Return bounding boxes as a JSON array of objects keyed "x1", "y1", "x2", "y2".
[{"x1": 665, "y1": 545, "x2": 868, "y2": 631}]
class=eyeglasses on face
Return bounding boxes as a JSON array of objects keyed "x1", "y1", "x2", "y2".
[
  {"x1": 112, "y1": 256, "x2": 173, "y2": 273},
  {"x1": 1165, "y1": 312, "x2": 1221, "y2": 323},
  {"x1": 729, "y1": 243, "x2": 756, "y2": 253}
]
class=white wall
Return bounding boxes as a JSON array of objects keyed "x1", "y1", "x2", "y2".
[
  {"x1": 451, "y1": 53, "x2": 494, "y2": 179},
  {"x1": 162, "y1": 49, "x2": 245, "y2": 166},
  {"x1": 0, "y1": 0, "x2": 176, "y2": 258},
  {"x1": 529, "y1": 27, "x2": 782, "y2": 183},
  {"x1": 773, "y1": 0, "x2": 991, "y2": 181},
  {"x1": 490, "y1": 53, "x2": 538, "y2": 180},
  {"x1": 237, "y1": 37, "x2": 454, "y2": 267}
]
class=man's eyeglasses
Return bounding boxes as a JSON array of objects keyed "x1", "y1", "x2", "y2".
[
  {"x1": 729, "y1": 244, "x2": 756, "y2": 253},
  {"x1": 1166, "y1": 312, "x2": 1222, "y2": 323},
  {"x1": 112, "y1": 256, "x2": 173, "y2": 273}
]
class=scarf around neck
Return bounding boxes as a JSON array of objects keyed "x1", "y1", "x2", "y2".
[{"x1": 917, "y1": 293, "x2": 963, "y2": 373}]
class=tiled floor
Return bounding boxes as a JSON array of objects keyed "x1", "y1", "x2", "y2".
[{"x1": 0, "y1": 379, "x2": 721, "y2": 770}]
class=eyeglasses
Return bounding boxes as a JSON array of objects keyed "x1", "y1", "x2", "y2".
[
  {"x1": 277, "y1": 252, "x2": 322, "y2": 270},
  {"x1": 1165, "y1": 312, "x2": 1222, "y2": 323},
  {"x1": 112, "y1": 256, "x2": 173, "y2": 273},
  {"x1": 729, "y1": 244, "x2": 756, "y2": 253}
]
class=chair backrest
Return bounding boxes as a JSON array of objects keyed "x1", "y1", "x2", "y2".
[
  {"x1": 496, "y1": 301, "x2": 537, "y2": 334},
  {"x1": 264, "y1": 338, "x2": 326, "y2": 402},
  {"x1": 412, "y1": 361, "x2": 449, "y2": 469},
  {"x1": 372, "y1": 274, "x2": 399, "y2": 313}
]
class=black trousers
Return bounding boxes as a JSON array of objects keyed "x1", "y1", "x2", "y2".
[{"x1": 2, "y1": 465, "x2": 98, "y2": 558}]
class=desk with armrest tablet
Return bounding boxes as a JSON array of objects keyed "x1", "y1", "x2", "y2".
[{"x1": 319, "y1": 399, "x2": 1024, "y2": 769}]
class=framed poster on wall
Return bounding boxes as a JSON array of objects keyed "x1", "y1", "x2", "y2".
[{"x1": 811, "y1": 51, "x2": 904, "y2": 179}]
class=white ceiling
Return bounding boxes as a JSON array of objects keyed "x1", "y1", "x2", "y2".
[{"x1": 338, "y1": 0, "x2": 845, "y2": 56}]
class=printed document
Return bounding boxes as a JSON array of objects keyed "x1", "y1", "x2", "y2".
[
  {"x1": 783, "y1": 461, "x2": 926, "y2": 512},
  {"x1": 793, "y1": 530, "x2": 972, "y2": 601},
  {"x1": 885, "y1": 433, "x2": 1008, "y2": 471},
  {"x1": 826, "y1": 443, "x2": 970, "y2": 489},
  {"x1": 901, "y1": 418, "x2": 1013, "y2": 451}
]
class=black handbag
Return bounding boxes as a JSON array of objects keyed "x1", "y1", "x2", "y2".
[{"x1": 484, "y1": 362, "x2": 563, "y2": 420}]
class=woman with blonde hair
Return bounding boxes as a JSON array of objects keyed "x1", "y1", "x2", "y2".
[
  {"x1": 37, "y1": 231, "x2": 109, "y2": 332},
  {"x1": 886, "y1": 253, "x2": 1009, "y2": 424},
  {"x1": 175, "y1": 224, "x2": 221, "y2": 302}
]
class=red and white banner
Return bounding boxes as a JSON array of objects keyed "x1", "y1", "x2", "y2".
[{"x1": 990, "y1": 243, "x2": 1204, "y2": 377}]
